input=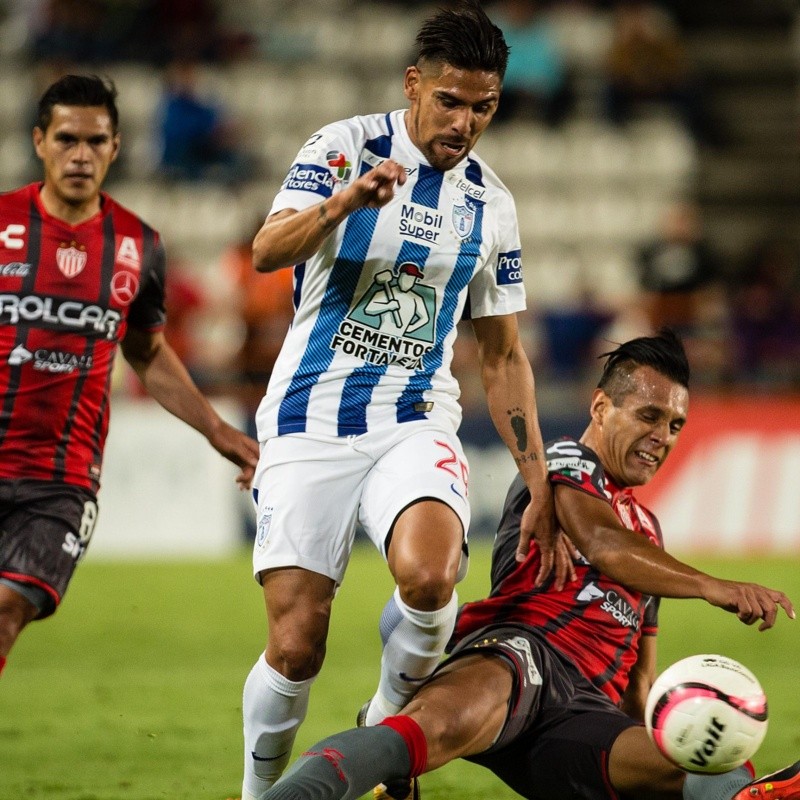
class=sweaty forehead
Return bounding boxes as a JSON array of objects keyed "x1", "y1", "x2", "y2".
[
  {"x1": 420, "y1": 62, "x2": 501, "y2": 94},
  {"x1": 625, "y1": 365, "x2": 688, "y2": 416},
  {"x1": 48, "y1": 104, "x2": 114, "y2": 134}
]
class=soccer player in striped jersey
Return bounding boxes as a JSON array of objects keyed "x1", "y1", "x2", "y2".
[
  {"x1": 254, "y1": 330, "x2": 797, "y2": 800},
  {"x1": 240, "y1": 4, "x2": 561, "y2": 798},
  {"x1": 0, "y1": 74, "x2": 259, "y2": 676}
]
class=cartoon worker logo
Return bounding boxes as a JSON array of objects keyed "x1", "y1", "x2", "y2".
[{"x1": 356, "y1": 263, "x2": 435, "y2": 338}]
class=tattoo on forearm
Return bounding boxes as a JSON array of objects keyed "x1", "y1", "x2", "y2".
[
  {"x1": 508, "y1": 407, "x2": 528, "y2": 452},
  {"x1": 514, "y1": 453, "x2": 539, "y2": 466},
  {"x1": 318, "y1": 202, "x2": 336, "y2": 231}
]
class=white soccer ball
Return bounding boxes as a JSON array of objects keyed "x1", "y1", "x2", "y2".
[{"x1": 645, "y1": 654, "x2": 768, "y2": 774}]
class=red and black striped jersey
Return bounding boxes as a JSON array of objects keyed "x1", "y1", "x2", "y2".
[
  {"x1": 453, "y1": 436, "x2": 663, "y2": 706},
  {"x1": 0, "y1": 183, "x2": 166, "y2": 493}
]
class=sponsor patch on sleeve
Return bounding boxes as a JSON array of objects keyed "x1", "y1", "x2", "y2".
[
  {"x1": 496, "y1": 249, "x2": 523, "y2": 285},
  {"x1": 281, "y1": 163, "x2": 336, "y2": 197}
]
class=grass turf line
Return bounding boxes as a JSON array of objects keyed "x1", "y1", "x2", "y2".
[{"x1": 1, "y1": 544, "x2": 797, "y2": 799}]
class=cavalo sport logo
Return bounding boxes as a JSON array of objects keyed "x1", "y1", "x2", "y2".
[
  {"x1": 330, "y1": 263, "x2": 438, "y2": 370},
  {"x1": 577, "y1": 582, "x2": 641, "y2": 629},
  {"x1": 8, "y1": 343, "x2": 92, "y2": 374}
]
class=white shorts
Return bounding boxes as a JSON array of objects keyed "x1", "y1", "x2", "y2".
[{"x1": 251, "y1": 422, "x2": 471, "y2": 585}]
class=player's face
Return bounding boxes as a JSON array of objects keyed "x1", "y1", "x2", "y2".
[
  {"x1": 403, "y1": 62, "x2": 500, "y2": 171},
  {"x1": 33, "y1": 104, "x2": 120, "y2": 216},
  {"x1": 591, "y1": 365, "x2": 688, "y2": 487}
]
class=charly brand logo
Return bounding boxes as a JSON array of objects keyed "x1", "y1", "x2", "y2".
[{"x1": 0, "y1": 224, "x2": 25, "y2": 250}]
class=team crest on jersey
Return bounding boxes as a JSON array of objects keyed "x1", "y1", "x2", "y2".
[
  {"x1": 116, "y1": 236, "x2": 141, "y2": 270},
  {"x1": 56, "y1": 241, "x2": 87, "y2": 278},
  {"x1": 329, "y1": 263, "x2": 438, "y2": 370},
  {"x1": 452, "y1": 201, "x2": 475, "y2": 240}
]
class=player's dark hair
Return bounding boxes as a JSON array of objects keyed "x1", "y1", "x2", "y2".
[
  {"x1": 598, "y1": 329, "x2": 690, "y2": 403},
  {"x1": 37, "y1": 74, "x2": 119, "y2": 134},
  {"x1": 415, "y1": 1, "x2": 509, "y2": 79}
]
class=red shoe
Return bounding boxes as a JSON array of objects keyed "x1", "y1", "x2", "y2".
[{"x1": 732, "y1": 761, "x2": 800, "y2": 799}]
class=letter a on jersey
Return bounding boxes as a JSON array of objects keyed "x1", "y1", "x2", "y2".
[{"x1": 116, "y1": 236, "x2": 140, "y2": 271}]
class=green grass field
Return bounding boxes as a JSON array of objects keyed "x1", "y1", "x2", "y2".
[{"x1": 1, "y1": 542, "x2": 798, "y2": 800}]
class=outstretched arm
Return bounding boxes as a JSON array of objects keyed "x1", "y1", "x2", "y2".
[
  {"x1": 472, "y1": 314, "x2": 565, "y2": 585},
  {"x1": 121, "y1": 327, "x2": 259, "y2": 489},
  {"x1": 556, "y1": 485, "x2": 795, "y2": 630},
  {"x1": 252, "y1": 159, "x2": 407, "y2": 273}
]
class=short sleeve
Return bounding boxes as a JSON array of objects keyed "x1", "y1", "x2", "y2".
[
  {"x1": 466, "y1": 189, "x2": 526, "y2": 319},
  {"x1": 642, "y1": 594, "x2": 660, "y2": 635},
  {"x1": 127, "y1": 236, "x2": 167, "y2": 331},
  {"x1": 545, "y1": 437, "x2": 610, "y2": 503},
  {"x1": 269, "y1": 122, "x2": 360, "y2": 216}
]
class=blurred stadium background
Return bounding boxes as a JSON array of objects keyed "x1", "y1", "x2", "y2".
[
  {"x1": 0, "y1": 0, "x2": 790, "y2": 558},
  {"x1": 1, "y1": 1, "x2": 799, "y2": 797}
]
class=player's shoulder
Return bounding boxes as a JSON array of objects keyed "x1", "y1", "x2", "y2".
[
  {"x1": 545, "y1": 436, "x2": 606, "y2": 487},
  {"x1": 102, "y1": 192, "x2": 160, "y2": 240},
  {"x1": 0, "y1": 182, "x2": 35, "y2": 211},
  {"x1": 300, "y1": 111, "x2": 392, "y2": 154},
  {"x1": 463, "y1": 150, "x2": 513, "y2": 198}
]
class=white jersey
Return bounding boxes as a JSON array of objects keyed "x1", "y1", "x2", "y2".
[{"x1": 256, "y1": 109, "x2": 526, "y2": 441}]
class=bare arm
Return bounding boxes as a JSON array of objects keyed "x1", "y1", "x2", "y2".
[
  {"x1": 252, "y1": 159, "x2": 407, "y2": 273},
  {"x1": 555, "y1": 485, "x2": 795, "y2": 630},
  {"x1": 121, "y1": 328, "x2": 259, "y2": 489},
  {"x1": 620, "y1": 633, "x2": 657, "y2": 721},
  {"x1": 472, "y1": 314, "x2": 564, "y2": 584}
]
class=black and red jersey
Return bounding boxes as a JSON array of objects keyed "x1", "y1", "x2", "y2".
[
  {"x1": 452, "y1": 436, "x2": 663, "y2": 706},
  {"x1": 0, "y1": 183, "x2": 166, "y2": 493}
]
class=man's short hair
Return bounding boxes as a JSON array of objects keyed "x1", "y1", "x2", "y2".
[
  {"x1": 37, "y1": 74, "x2": 119, "y2": 134},
  {"x1": 597, "y1": 329, "x2": 690, "y2": 404},
  {"x1": 414, "y1": 1, "x2": 509, "y2": 79}
]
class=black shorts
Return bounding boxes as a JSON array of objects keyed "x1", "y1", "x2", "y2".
[
  {"x1": 446, "y1": 624, "x2": 640, "y2": 800},
  {"x1": 0, "y1": 479, "x2": 99, "y2": 618}
]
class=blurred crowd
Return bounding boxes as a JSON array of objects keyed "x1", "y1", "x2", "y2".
[{"x1": 2, "y1": 0, "x2": 799, "y2": 432}]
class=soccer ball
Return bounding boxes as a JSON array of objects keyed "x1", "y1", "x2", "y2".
[{"x1": 645, "y1": 654, "x2": 768, "y2": 774}]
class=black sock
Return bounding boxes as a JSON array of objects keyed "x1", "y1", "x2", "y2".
[{"x1": 266, "y1": 726, "x2": 412, "y2": 800}]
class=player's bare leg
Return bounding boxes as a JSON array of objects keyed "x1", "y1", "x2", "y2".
[
  {"x1": 0, "y1": 583, "x2": 38, "y2": 675},
  {"x1": 261, "y1": 652, "x2": 513, "y2": 800},
  {"x1": 363, "y1": 499, "x2": 464, "y2": 726},
  {"x1": 609, "y1": 726, "x2": 756, "y2": 800},
  {"x1": 242, "y1": 567, "x2": 336, "y2": 800}
]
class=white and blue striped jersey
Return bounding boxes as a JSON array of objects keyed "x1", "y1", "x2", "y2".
[{"x1": 255, "y1": 109, "x2": 526, "y2": 441}]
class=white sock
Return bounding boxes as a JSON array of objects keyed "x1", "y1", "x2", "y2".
[
  {"x1": 364, "y1": 587, "x2": 458, "y2": 726},
  {"x1": 242, "y1": 654, "x2": 316, "y2": 799}
]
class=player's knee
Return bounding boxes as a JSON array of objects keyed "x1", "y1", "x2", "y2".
[
  {"x1": 0, "y1": 593, "x2": 35, "y2": 654},
  {"x1": 396, "y1": 567, "x2": 456, "y2": 611},
  {"x1": 268, "y1": 633, "x2": 325, "y2": 681}
]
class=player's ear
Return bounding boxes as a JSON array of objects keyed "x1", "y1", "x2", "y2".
[
  {"x1": 404, "y1": 66, "x2": 421, "y2": 103},
  {"x1": 589, "y1": 388, "x2": 610, "y2": 426},
  {"x1": 32, "y1": 127, "x2": 45, "y2": 159},
  {"x1": 110, "y1": 133, "x2": 121, "y2": 163}
]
